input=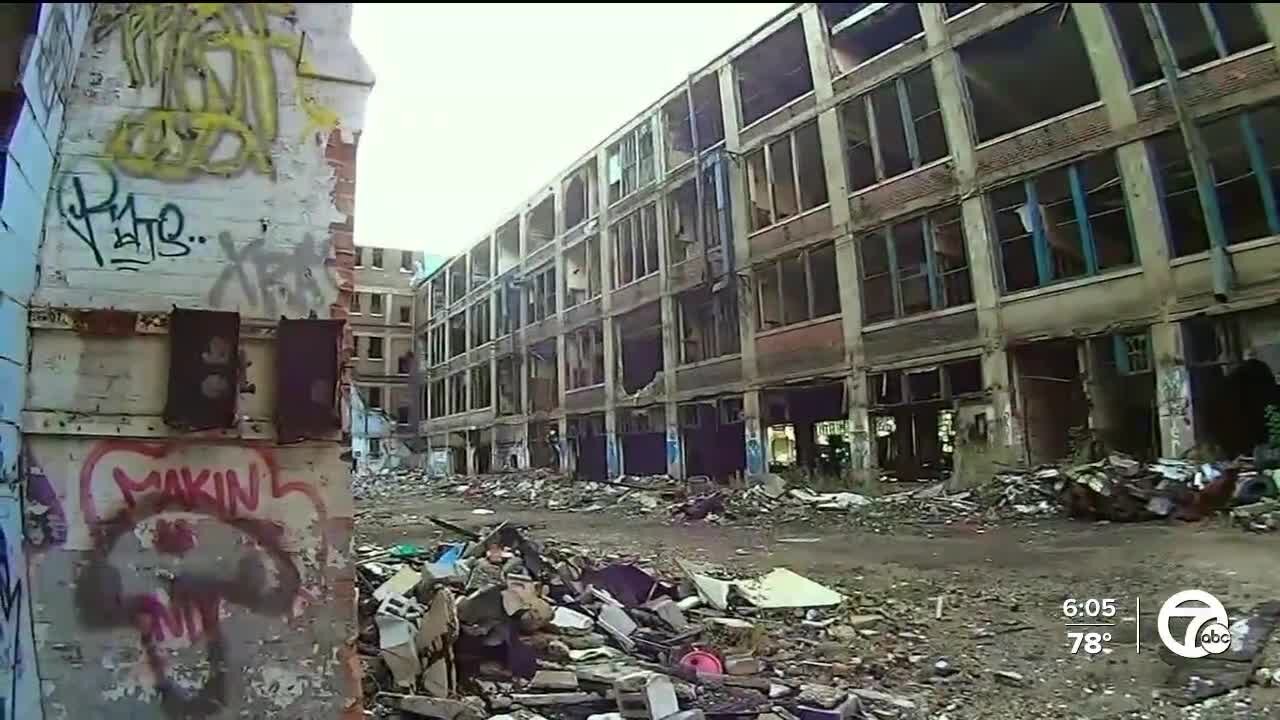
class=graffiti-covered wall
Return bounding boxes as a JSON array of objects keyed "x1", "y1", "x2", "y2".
[{"x1": 21, "y1": 4, "x2": 372, "y2": 718}]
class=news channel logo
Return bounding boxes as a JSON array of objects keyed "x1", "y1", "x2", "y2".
[{"x1": 1157, "y1": 589, "x2": 1233, "y2": 659}]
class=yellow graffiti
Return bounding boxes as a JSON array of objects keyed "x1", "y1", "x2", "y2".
[{"x1": 93, "y1": 3, "x2": 338, "y2": 181}]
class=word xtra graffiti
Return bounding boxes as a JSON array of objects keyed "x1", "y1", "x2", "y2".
[
  {"x1": 75, "y1": 441, "x2": 327, "y2": 718},
  {"x1": 208, "y1": 232, "x2": 337, "y2": 317},
  {"x1": 93, "y1": 3, "x2": 338, "y2": 181},
  {"x1": 57, "y1": 170, "x2": 209, "y2": 270}
]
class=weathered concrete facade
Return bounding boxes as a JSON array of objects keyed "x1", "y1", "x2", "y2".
[
  {"x1": 418, "y1": 3, "x2": 1280, "y2": 486},
  {"x1": 4, "y1": 4, "x2": 372, "y2": 717}
]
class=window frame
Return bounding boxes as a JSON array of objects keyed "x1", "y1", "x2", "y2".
[
  {"x1": 367, "y1": 336, "x2": 384, "y2": 361},
  {"x1": 369, "y1": 293, "x2": 384, "y2": 317},
  {"x1": 842, "y1": 66, "x2": 949, "y2": 193},
  {"x1": 858, "y1": 206, "x2": 973, "y2": 323},
  {"x1": 755, "y1": 241, "x2": 842, "y2": 331},
  {"x1": 746, "y1": 121, "x2": 830, "y2": 233},
  {"x1": 607, "y1": 121, "x2": 657, "y2": 204},
  {"x1": 612, "y1": 203, "x2": 660, "y2": 288},
  {"x1": 371, "y1": 248, "x2": 384, "y2": 270}
]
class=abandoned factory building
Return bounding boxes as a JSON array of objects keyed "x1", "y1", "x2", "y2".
[{"x1": 415, "y1": 3, "x2": 1280, "y2": 485}]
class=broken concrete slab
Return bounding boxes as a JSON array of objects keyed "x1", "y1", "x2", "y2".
[
  {"x1": 377, "y1": 693, "x2": 485, "y2": 720},
  {"x1": 530, "y1": 669, "x2": 580, "y2": 691},
  {"x1": 735, "y1": 568, "x2": 843, "y2": 609}
]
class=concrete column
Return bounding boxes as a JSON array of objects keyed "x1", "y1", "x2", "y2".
[
  {"x1": 802, "y1": 5, "x2": 874, "y2": 476},
  {"x1": 717, "y1": 65, "x2": 759, "y2": 383},
  {"x1": 664, "y1": 402, "x2": 684, "y2": 479},
  {"x1": 1151, "y1": 320, "x2": 1196, "y2": 457},
  {"x1": 743, "y1": 389, "x2": 766, "y2": 474},
  {"x1": 595, "y1": 144, "x2": 622, "y2": 479}
]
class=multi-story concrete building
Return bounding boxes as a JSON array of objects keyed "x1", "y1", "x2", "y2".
[
  {"x1": 350, "y1": 243, "x2": 424, "y2": 469},
  {"x1": 415, "y1": 2, "x2": 1280, "y2": 485},
  {"x1": 0, "y1": 3, "x2": 372, "y2": 717}
]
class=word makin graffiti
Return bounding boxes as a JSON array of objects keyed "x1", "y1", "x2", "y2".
[
  {"x1": 208, "y1": 232, "x2": 337, "y2": 317},
  {"x1": 56, "y1": 169, "x2": 209, "y2": 270},
  {"x1": 0, "y1": 526, "x2": 23, "y2": 720},
  {"x1": 92, "y1": 3, "x2": 338, "y2": 181},
  {"x1": 74, "y1": 442, "x2": 326, "y2": 718}
]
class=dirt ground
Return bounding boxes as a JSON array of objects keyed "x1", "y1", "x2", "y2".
[{"x1": 356, "y1": 495, "x2": 1280, "y2": 720}]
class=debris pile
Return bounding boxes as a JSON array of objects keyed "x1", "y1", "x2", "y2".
[{"x1": 356, "y1": 519, "x2": 927, "y2": 720}]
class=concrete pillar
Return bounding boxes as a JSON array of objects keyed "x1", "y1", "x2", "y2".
[
  {"x1": 663, "y1": 402, "x2": 684, "y2": 478},
  {"x1": 1151, "y1": 320, "x2": 1196, "y2": 457},
  {"x1": 801, "y1": 5, "x2": 874, "y2": 476},
  {"x1": 717, "y1": 65, "x2": 759, "y2": 383},
  {"x1": 594, "y1": 142, "x2": 622, "y2": 479},
  {"x1": 923, "y1": 4, "x2": 1021, "y2": 472},
  {"x1": 743, "y1": 389, "x2": 766, "y2": 474}
]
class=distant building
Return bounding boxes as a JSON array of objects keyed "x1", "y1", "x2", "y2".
[{"x1": 351, "y1": 244, "x2": 424, "y2": 471}]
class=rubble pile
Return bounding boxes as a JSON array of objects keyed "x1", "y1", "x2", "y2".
[{"x1": 356, "y1": 521, "x2": 927, "y2": 720}]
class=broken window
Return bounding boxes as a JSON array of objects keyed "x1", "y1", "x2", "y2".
[
  {"x1": 430, "y1": 277, "x2": 446, "y2": 318},
  {"x1": 400, "y1": 251, "x2": 414, "y2": 272},
  {"x1": 821, "y1": 3, "x2": 924, "y2": 77},
  {"x1": 526, "y1": 265, "x2": 558, "y2": 324},
  {"x1": 496, "y1": 216, "x2": 521, "y2": 275},
  {"x1": 349, "y1": 293, "x2": 361, "y2": 314},
  {"x1": 367, "y1": 336, "x2": 384, "y2": 360},
  {"x1": 1154, "y1": 4, "x2": 1266, "y2": 74},
  {"x1": 471, "y1": 238, "x2": 492, "y2": 284},
  {"x1": 958, "y1": 4, "x2": 1100, "y2": 143},
  {"x1": 165, "y1": 309, "x2": 239, "y2": 431},
  {"x1": 429, "y1": 379, "x2": 445, "y2": 419},
  {"x1": 369, "y1": 293, "x2": 384, "y2": 316},
  {"x1": 565, "y1": 235, "x2": 602, "y2": 308},
  {"x1": 564, "y1": 162, "x2": 599, "y2": 230},
  {"x1": 471, "y1": 364, "x2": 491, "y2": 409},
  {"x1": 371, "y1": 248, "x2": 384, "y2": 269},
  {"x1": 859, "y1": 204, "x2": 972, "y2": 323},
  {"x1": 944, "y1": 3, "x2": 977, "y2": 17},
  {"x1": 747, "y1": 122, "x2": 828, "y2": 231},
  {"x1": 869, "y1": 357, "x2": 982, "y2": 479},
  {"x1": 663, "y1": 75, "x2": 727, "y2": 169},
  {"x1": 612, "y1": 203, "x2": 659, "y2": 286},
  {"x1": 449, "y1": 372, "x2": 467, "y2": 414},
  {"x1": 429, "y1": 324, "x2": 445, "y2": 366},
  {"x1": 470, "y1": 300, "x2": 491, "y2": 347},
  {"x1": 1152, "y1": 103, "x2": 1280, "y2": 257},
  {"x1": 607, "y1": 122, "x2": 656, "y2": 204},
  {"x1": 667, "y1": 180, "x2": 700, "y2": 264},
  {"x1": 679, "y1": 288, "x2": 741, "y2": 364},
  {"x1": 567, "y1": 324, "x2": 606, "y2": 389},
  {"x1": 528, "y1": 340, "x2": 559, "y2": 412},
  {"x1": 756, "y1": 241, "x2": 842, "y2": 331},
  {"x1": 448, "y1": 260, "x2": 468, "y2": 303},
  {"x1": 737, "y1": 19, "x2": 814, "y2": 127},
  {"x1": 528, "y1": 196, "x2": 555, "y2": 251},
  {"x1": 842, "y1": 66, "x2": 949, "y2": 192},
  {"x1": 497, "y1": 355, "x2": 522, "y2": 415},
  {"x1": 990, "y1": 151, "x2": 1136, "y2": 292},
  {"x1": 497, "y1": 282, "x2": 522, "y2": 335},
  {"x1": 449, "y1": 313, "x2": 466, "y2": 357},
  {"x1": 617, "y1": 303, "x2": 665, "y2": 395}
]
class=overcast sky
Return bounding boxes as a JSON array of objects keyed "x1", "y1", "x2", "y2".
[{"x1": 349, "y1": 3, "x2": 790, "y2": 260}]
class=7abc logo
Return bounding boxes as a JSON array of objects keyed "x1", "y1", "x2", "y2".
[{"x1": 1157, "y1": 590, "x2": 1234, "y2": 659}]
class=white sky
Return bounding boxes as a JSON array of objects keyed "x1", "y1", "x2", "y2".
[{"x1": 350, "y1": 3, "x2": 790, "y2": 259}]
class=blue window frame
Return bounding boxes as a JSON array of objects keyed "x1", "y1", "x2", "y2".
[{"x1": 859, "y1": 204, "x2": 971, "y2": 323}]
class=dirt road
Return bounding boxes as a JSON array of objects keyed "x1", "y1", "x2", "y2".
[{"x1": 357, "y1": 495, "x2": 1280, "y2": 719}]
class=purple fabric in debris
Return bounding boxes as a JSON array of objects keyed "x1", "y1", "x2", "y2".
[
  {"x1": 581, "y1": 563, "x2": 676, "y2": 607},
  {"x1": 677, "y1": 493, "x2": 725, "y2": 520}
]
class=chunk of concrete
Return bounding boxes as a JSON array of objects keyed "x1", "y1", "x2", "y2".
[
  {"x1": 531, "y1": 669, "x2": 580, "y2": 691},
  {"x1": 377, "y1": 693, "x2": 484, "y2": 720},
  {"x1": 644, "y1": 674, "x2": 680, "y2": 720}
]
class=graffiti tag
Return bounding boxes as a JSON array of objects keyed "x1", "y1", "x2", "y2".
[
  {"x1": 56, "y1": 169, "x2": 208, "y2": 270},
  {"x1": 207, "y1": 232, "x2": 337, "y2": 317}
]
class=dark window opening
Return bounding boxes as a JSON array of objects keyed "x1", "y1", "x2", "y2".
[
  {"x1": 371, "y1": 248, "x2": 384, "y2": 269},
  {"x1": 679, "y1": 288, "x2": 741, "y2": 365},
  {"x1": 823, "y1": 3, "x2": 924, "y2": 76},
  {"x1": 400, "y1": 251, "x2": 414, "y2": 272},
  {"x1": 756, "y1": 241, "x2": 842, "y2": 330},
  {"x1": 568, "y1": 324, "x2": 606, "y2": 389},
  {"x1": 367, "y1": 336, "x2": 384, "y2": 360},
  {"x1": 859, "y1": 205, "x2": 972, "y2": 322},
  {"x1": 471, "y1": 300, "x2": 491, "y2": 347},
  {"x1": 399, "y1": 305, "x2": 411, "y2": 324},
  {"x1": 842, "y1": 66, "x2": 948, "y2": 192},
  {"x1": 747, "y1": 121, "x2": 828, "y2": 231},
  {"x1": 528, "y1": 196, "x2": 555, "y2": 251},
  {"x1": 449, "y1": 313, "x2": 466, "y2": 357},
  {"x1": 471, "y1": 364, "x2": 492, "y2": 409},
  {"x1": 498, "y1": 356, "x2": 522, "y2": 415},
  {"x1": 369, "y1": 294, "x2": 384, "y2": 316},
  {"x1": 367, "y1": 386, "x2": 383, "y2": 410},
  {"x1": 958, "y1": 4, "x2": 1099, "y2": 142},
  {"x1": 737, "y1": 19, "x2": 814, "y2": 127}
]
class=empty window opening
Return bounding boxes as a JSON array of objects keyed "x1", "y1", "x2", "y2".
[
  {"x1": 1086, "y1": 332, "x2": 1159, "y2": 460},
  {"x1": 990, "y1": 151, "x2": 1136, "y2": 292},
  {"x1": 1157, "y1": 3, "x2": 1265, "y2": 73},
  {"x1": 497, "y1": 282, "x2": 522, "y2": 335},
  {"x1": 821, "y1": 3, "x2": 924, "y2": 76},
  {"x1": 528, "y1": 195, "x2": 556, "y2": 251},
  {"x1": 449, "y1": 372, "x2": 468, "y2": 415},
  {"x1": 448, "y1": 260, "x2": 468, "y2": 303},
  {"x1": 398, "y1": 304, "x2": 412, "y2": 325},
  {"x1": 679, "y1": 287, "x2": 741, "y2": 364},
  {"x1": 755, "y1": 241, "x2": 842, "y2": 331},
  {"x1": 471, "y1": 238, "x2": 492, "y2": 284},
  {"x1": 395, "y1": 349, "x2": 412, "y2": 376},
  {"x1": 662, "y1": 75, "x2": 726, "y2": 170},
  {"x1": 400, "y1": 251, "x2": 415, "y2": 272},
  {"x1": 497, "y1": 355, "x2": 522, "y2": 415},
  {"x1": 564, "y1": 162, "x2": 599, "y2": 230},
  {"x1": 396, "y1": 402, "x2": 410, "y2": 426},
  {"x1": 567, "y1": 324, "x2": 606, "y2": 389},
  {"x1": 860, "y1": 204, "x2": 971, "y2": 323},
  {"x1": 617, "y1": 303, "x2": 665, "y2": 396},
  {"x1": 737, "y1": 19, "x2": 814, "y2": 127},
  {"x1": 430, "y1": 277, "x2": 446, "y2": 317},
  {"x1": 367, "y1": 386, "x2": 383, "y2": 410},
  {"x1": 763, "y1": 383, "x2": 848, "y2": 478},
  {"x1": 369, "y1": 293, "x2": 384, "y2": 316},
  {"x1": 842, "y1": 66, "x2": 948, "y2": 192},
  {"x1": 449, "y1": 313, "x2": 466, "y2": 357},
  {"x1": 944, "y1": 3, "x2": 978, "y2": 17},
  {"x1": 371, "y1": 248, "x2": 384, "y2": 269},
  {"x1": 1185, "y1": 313, "x2": 1280, "y2": 458},
  {"x1": 565, "y1": 235, "x2": 602, "y2": 308},
  {"x1": 747, "y1": 122, "x2": 828, "y2": 231},
  {"x1": 496, "y1": 216, "x2": 521, "y2": 275},
  {"x1": 607, "y1": 122, "x2": 656, "y2": 204},
  {"x1": 470, "y1": 299, "x2": 491, "y2": 347},
  {"x1": 613, "y1": 203, "x2": 660, "y2": 287},
  {"x1": 428, "y1": 379, "x2": 445, "y2": 419},
  {"x1": 471, "y1": 365, "x2": 492, "y2": 410},
  {"x1": 569, "y1": 414, "x2": 609, "y2": 481},
  {"x1": 429, "y1": 324, "x2": 445, "y2": 366},
  {"x1": 354, "y1": 247, "x2": 365, "y2": 267},
  {"x1": 367, "y1": 336, "x2": 384, "y2": 360},
  {"x1": 1013, "y1": 339, "x2": 1089, "y2": 464},
  {"x1": 667, "y1": 180, "x2": 700, "y2": 265},
  {"x1": 526, "y1": 264, "x2": 557, "y2": 324},
  {"x1": 528, "y1": 339, "x2": 560, "y2": 413},
  {"x1": 681, "y1": 398, "x2": 747, "y2": 482},
  {"x1": 620, "y1": 407, "x2": 667, "y2": 476},
  {"x1": 958, "y1": 4, "x2": 1099, "y2": 143},
  {"x1": 528, "y1": 420, "x2": 559, "y2": 469},
  {"x1": 1152, "y1": 103, "x2": 1280, "y2": 257},
  {"x1": 349, "y1": 293, "x2": 361, "y2": 314}
]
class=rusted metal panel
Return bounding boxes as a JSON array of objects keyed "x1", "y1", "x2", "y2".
[
  {"x1": 276, "y1": 319, "x2": 343, "y2": 443},
  {"x1": 72, "y1": 309, "x2": 139, "y2": 337},
  {"x1": 164, "y1": 309, "x2": 240, "y2": 431}
]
